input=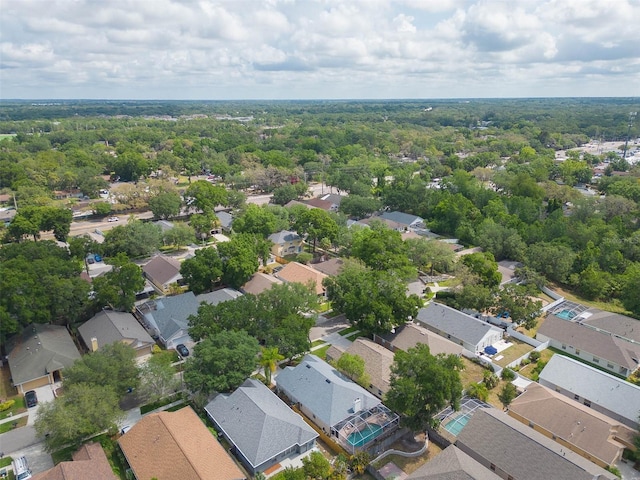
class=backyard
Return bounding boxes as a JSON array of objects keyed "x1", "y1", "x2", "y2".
[
  {"x1": 374, "y1": 434, "x2": 442, "y2": 476},
  {"x1": 459, "y1": 357, "x2": 489, "y2": 388},
  {"x1": 491, "y1": 339, "x2": 534, "y2": 368}
]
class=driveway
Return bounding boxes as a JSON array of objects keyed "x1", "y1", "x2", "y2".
[{"x1": 309, "y1": 313, "x2": 349, "y2": 342}]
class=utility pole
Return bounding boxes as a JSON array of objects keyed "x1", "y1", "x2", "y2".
[{"x1": 622, "y1": 112, "x2": 637, "y2": 160}]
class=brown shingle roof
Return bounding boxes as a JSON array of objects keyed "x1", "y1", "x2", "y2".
[
  {"x1": 142, "y1": 254, "x2": 182, "y2": 286},
  {"x1": 118, "y1": 407, "x2": 245, "y2": 480},
  {"x1": 508, "y1": 383, "x2": 635, "y2": 467},
  {"x1": 31, "y1": 442, "x2": 117, "y2": 480},
  {"x1": 241, "y1": 272, "x2": 283, "y2": 295},
  {"x1": 310, "y1": 258, "x2": 345, "y2": 277},
  {"x1": 305, "y1": 198, "x2": 334, "y2": 210},
  {"x1": 537, "y1": 315, "x2": 640, "y2": 371},
  {"x1": 380, "y1": 322, "x2": 464, "y2": 356},
  {"x1": 326, "y1": 338, "x2": 394, "y2": 396},
  {"x1": 276, "y1": 262, "x2": 328, "y2": 295}
]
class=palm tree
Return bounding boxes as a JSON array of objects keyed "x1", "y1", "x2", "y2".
[{"x1": 260, "y1": 347, "x2": 284, "y2": 386}]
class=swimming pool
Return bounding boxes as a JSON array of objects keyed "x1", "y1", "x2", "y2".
[
  {"x1": 555, "y1": 309, "x2": 576, "y2": 320},
  {"x1": 443, "y1": 414, "x2": 470, "y2": 436},
  {"x1": 347, "y1": 423, "x2": 383, "y2": 447}
]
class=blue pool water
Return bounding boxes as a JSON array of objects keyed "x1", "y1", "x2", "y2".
[
  {"x1": 556, "y1": 309, "x2": 576, "y2": 320},
  {"x1": 444, "y1": 415, "x2": 470, "y2": 436},
  {"x1": 347, "y1": 424, "x2": 383, "y2": 447}
]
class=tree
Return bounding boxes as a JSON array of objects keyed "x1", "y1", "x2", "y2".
[
  {"x1": 466, "y1": 382, "x2": 489, "y2": 402},
  {"x1": 163, "y1": 222, "x2": 196, "y2": 247},
  {"x1": 260, "y1": 346, "x2": 284, "y2": 386},
  {"x1": 498, "y1": 382, "x2": 517, "y2": 409},
  {"x1": 385, "y1": 344, "x2": 463, "y2": 432},
  {"x1": 185, "y1": 180, "x2": 228, "y2": 212},
  {"x1": 63, "y1": 342, "x2": 140, "y2": 398},
  {"x1": 350, "y1": 222, "x2": 416, "y2": 279},
  {"x1": 5, "y1": 206, "x2": 72, "y2": 242},
  {"x1": 349, "y1": 452, "x2": 371, "y2": 475},
  {"x1": 302, "y1": 451, "x2": 332, "y2": 480},
  {"x1": 149, "y1": 190, "x2": 182, "y2": 219},
  {"x1": 92, "y1": 253, "x2": 145, "y2": 311},
  {"x1": 183, "y1": 330, "x2": 260, "y2": 394},
  {"x1": 335, "y1": 353, "x2": 370, "y2": 387},
  {"x1": 294, "y1": 208, "x2": 338, "y2": 252},
  {"x1": 272, "y1": 184, "x2": 300, "y2": 205},
  {"x1": 492, "y1": 284, "x2": 542, "y2": 330},
  {"x1": 217, "y1": 234, "x2": 260, "y2": 288},
  {"x1": 68, "y1": 234, "x2": 102, "y2": 274},
  {"x1": 102, "y1": 220, "x2": 163, "y2": 258},
  {"x1": 190, "y1": 211, "x2": 218, "y2": 241},
  {"x1": 339, "y1": 195, "x2": 381, "y2": 219},
  {"x1": 405, "y1": 237, "x2": 456, "y2": 274},
  {"x1": 620, "y1": 262, "x2": 640, "y2": 316},
  {"x1": 138, "y1": 352, "x2": 180, "y2": 403},
  {"x1": 324, "y1": 261, "x2": 422, "y2": 336},
  {"x1": 180, "y1": 247, "x2": 223, "y2": 294},
  {"x1": 34, "y1": 383, "x2": 124, "y2": 453},
  {"x1": 460, "y1": 252, "x2": 501, "y2": 288},
  {"x1": 232, "y1": 204, "x2": 277, "y2": 236},
  {"x1": 526, "y1": 242, "x2": 576, "y2": 283}
]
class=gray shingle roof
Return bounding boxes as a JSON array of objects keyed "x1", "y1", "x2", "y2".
[
  {"x1": 78, "y1": 310, "x2": 154, "y2": 351},
  {"x1": 538, "y1": 355, "x2": 640, "y2": 427},
  {"x1": 8, "y1": 324, "x2": 81, "y2": 386},
  {"x1": 216, "y1": 211, "x2": 233, "y2": 229},
  {"x1": 379, "y1": 211, "x2": 423, "y2": 226},
  {"x1": 407, "y1": 445, "x2": 501, "y2": 480},
  {"x1": 580, "y1": 309, "x2": 640, "y2": 343},
  {"x1": 456, "y1": 409, "x2": 616, "y2": 480},
  {"x1": 268, "y1": 230, "x2": 302, "y2": 245},
  {"x1": 141, "y1": 289, "x2": 242, "y2": 341},
  {"x1": 417, "y1": 303, "x2": 502, "y2": 347},
  {"x1": 205, "y1": 379, "x2": 318, "y2": 469},
  {"x1": 276, "y1": 354, "x2": 380, "y2": 428},
  {"x1": 379, "y1": 322, "x2": 464, "y2": 356},
  {"x1": 537, "y1": 315, "x2": 640, "y2": 371}
]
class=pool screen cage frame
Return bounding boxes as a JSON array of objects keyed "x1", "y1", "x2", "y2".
[
  {"x1": 332, "y1": 404, "x2": 400, "y2": 454},
  {"x1": 436, "y1": 396, "x2": 492, "y2": 432}
]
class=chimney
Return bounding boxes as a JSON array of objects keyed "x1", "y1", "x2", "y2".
[
  {"x1": 353, "y1": 397, "x2": 361, "y2": 413},
  {"x1": 91, "y1": 337, "x2": 99, "y2": 352}
]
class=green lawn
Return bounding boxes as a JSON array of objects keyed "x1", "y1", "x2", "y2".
[
  {"x1": 338, "y1": 326, "x2": 358, "y2": 336},
  {"x1": 313, "y1": 344, "x2": 331, "y2": 360},
  {"x1": 0, "y1": 396, "x2": 26, "y2": 420},
  {"x1": 0, "y1": 416, "x2": 28, "y2": 434},
  {"x1": 492, "y1": 340, "x2": 534, "y2": 367},
  {"x1": 311, "y1": 339, "x2": 327, "y2": 348}
]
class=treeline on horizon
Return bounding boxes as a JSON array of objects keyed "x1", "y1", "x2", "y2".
[{"x1": 0, "y1": 97, "x2": 639, "y2": 323}]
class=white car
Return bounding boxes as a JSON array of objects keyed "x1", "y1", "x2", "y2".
[{"x1": 107, "y1": 216, "x2": 119, "y2": 222}]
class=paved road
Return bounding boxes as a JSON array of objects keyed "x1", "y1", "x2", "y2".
[{"x1": 0, "y1": 424, "x2": 40, "y2": 453}]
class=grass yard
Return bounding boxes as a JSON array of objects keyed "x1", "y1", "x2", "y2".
[
  {"x1": 459, "y1": 357, "x2": 489, "y2": 389},
  {"x1": 518, "y1": 349, "x2": 555, "y2": 380},
  {"x1": 492, "y1": 339, "x2": 534, "y2": 368},
  {"x1": 486, "y1": 379, "x2": 512, "y2": 409},
  {"x1": 515, "y1": 314, "x2": 546, "y2": 337},
  {"x1": 0, "y1": 415, "x2": 28, "y2": 434},
  {"x1": 313, "y1": 344, "x2": 331, "y2": 360},
  {"x1": 0, "y1": 396, "x2": 26, "y2": 420},
  {"x1": 311, "y1": 339, "x2": 327, "y2": 348},
  {"x1": 0, "y1": 366, "x2": 18, "y2": 400},
  {"x1": 375, "y1": 443, "x2": 443, "y2": 475},
  {"x1": 338, "y1": 326, "x2": 358, "y2": 336}
]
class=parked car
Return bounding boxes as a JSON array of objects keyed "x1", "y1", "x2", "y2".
[
  {"x1": 107, "y1": 216, "x2": 119, "y2": 222},
  {"x1": 176, "y1": 344, "x2": 189, "y2": 357},
  {"x1": 24, "y1": 390, "x2": 38, "y2": 408},
  {"x1": 11, "y1": 456, "x2": 32, "y2": 480},
  {"x1": 120, "y1": 425, "x2": 132, "y2": 435}
]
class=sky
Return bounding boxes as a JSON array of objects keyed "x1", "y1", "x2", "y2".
[{"x1": 1, "y1": 0, "x2": 639, "y2": 100}]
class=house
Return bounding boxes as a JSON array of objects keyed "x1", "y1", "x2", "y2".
[
  {"x1": 276, "y1": 262, "x2": 328, "y2": 296},
  {"x1": 205, "y1": 378, "x2": 318, "y2": 475},
  {"x1": 379, "y1": 211, "x2": 425, "y2": 231},
  {"x1": 78, "y1": 310, "x2": 155, "y2": 357},
  {"x1": 358, "y1": 216, "x2": 405, "y2": 232},
  {"x1": 268, "y1": 230, "x2": 304, "y2": 257},
  {"x1": 216, "y1": 211, "x2": 234, "y2": 233},
  {"x1": 455, "y1": 408, "x2": 617, "y2": 480},
  {"x1": 32, "y1": 442, "x2": 117, "y2": 480},
  {"x1": 538, "y1": 355, "x2": 640, "y2": 429},
  {"x1": 373, "y1": 322, "x2": 464, "y2": 357},
  {"x1": 7, "y1": 324, "x2": 81, "y2": 394},
  {"x1": 154, "y1": 220, "x2": 175, "y2": 232},
  {"x1": 310, "y1": 257, "x2": 345, "y2": 277},
  {"x1": 536, "y1": 314, "x2": 640, "y2": 376},
  {"x1": 406, "y1": 445, "x2": 501, "y2": 480},
  {"x1": 576, "y1": 308, "x2": 640, "y2": 344},
  {"x1": 326, "y1": 338, "x2": 394, "y2": 398},
  {"x1": 276, "y1": 354, "x2": 399, "y2": 452},
  {"x1": 241, "y1": 272, "x2": 283, "y2": 295},
  {"x1": 136, "y1": 289, "x2": 242, "y2": 348},
  {"x1": 119, "y1": 406, "x2": 245, "y2": 480},
  {"x1": 507, "y1": 383, "x2": 636, "y2": 468},
  {"x1": 142, "y1": 254, "x2": 183, "y2": 294},
  {"x1": 305, "y1": 197, "x2": 335, "y2": 211},
  {"x1": 318, "y1": 193, "x2": 345, "y2": 211},
  {"x1": 416, "y1": 303, "x2": 503, "y2": 354}
]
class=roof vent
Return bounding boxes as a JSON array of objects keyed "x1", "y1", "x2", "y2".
[
  {"x1": 325, "y1": 379, "x2": 331, "y2": 384},
  {"x1": 306, "y1": 364, "x2": 311, "y2": 369}
]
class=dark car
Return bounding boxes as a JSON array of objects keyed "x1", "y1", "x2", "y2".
[
  {"x1": 176, "y1": 344, "x2": 189, "y2": 357},
  {"x1": 25, "y1": 390, "x2": 38, "y2": 408}
]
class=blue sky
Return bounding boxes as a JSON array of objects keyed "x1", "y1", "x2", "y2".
[{"x1": 1, "y1": 0, "x2": 639, "y2": 100}]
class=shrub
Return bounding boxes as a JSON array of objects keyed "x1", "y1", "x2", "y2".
[
  {"x1": 0, "y1": 400, "x2": 15, "y2": 412},
  {"x1": 520, "y1": 357, "x2": 531, "y2": 366},
  {"x1": 501, "y1": 368, "x2": 516, "y2": 381},
  {"x1": 152, "y1": 344, "x2": 162, "y2": 354},
  {"x1": 529, "y1": 350, "x2": 541, "y2": 362}
]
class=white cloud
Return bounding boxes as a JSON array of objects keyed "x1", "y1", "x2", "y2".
[{"x1": 0, "y1": 0, "x2": 638, "y2": 99}]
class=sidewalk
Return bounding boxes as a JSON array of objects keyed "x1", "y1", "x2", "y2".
[{"x1": 0, "y1": 410, "x2": 29, "y2": 425}]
